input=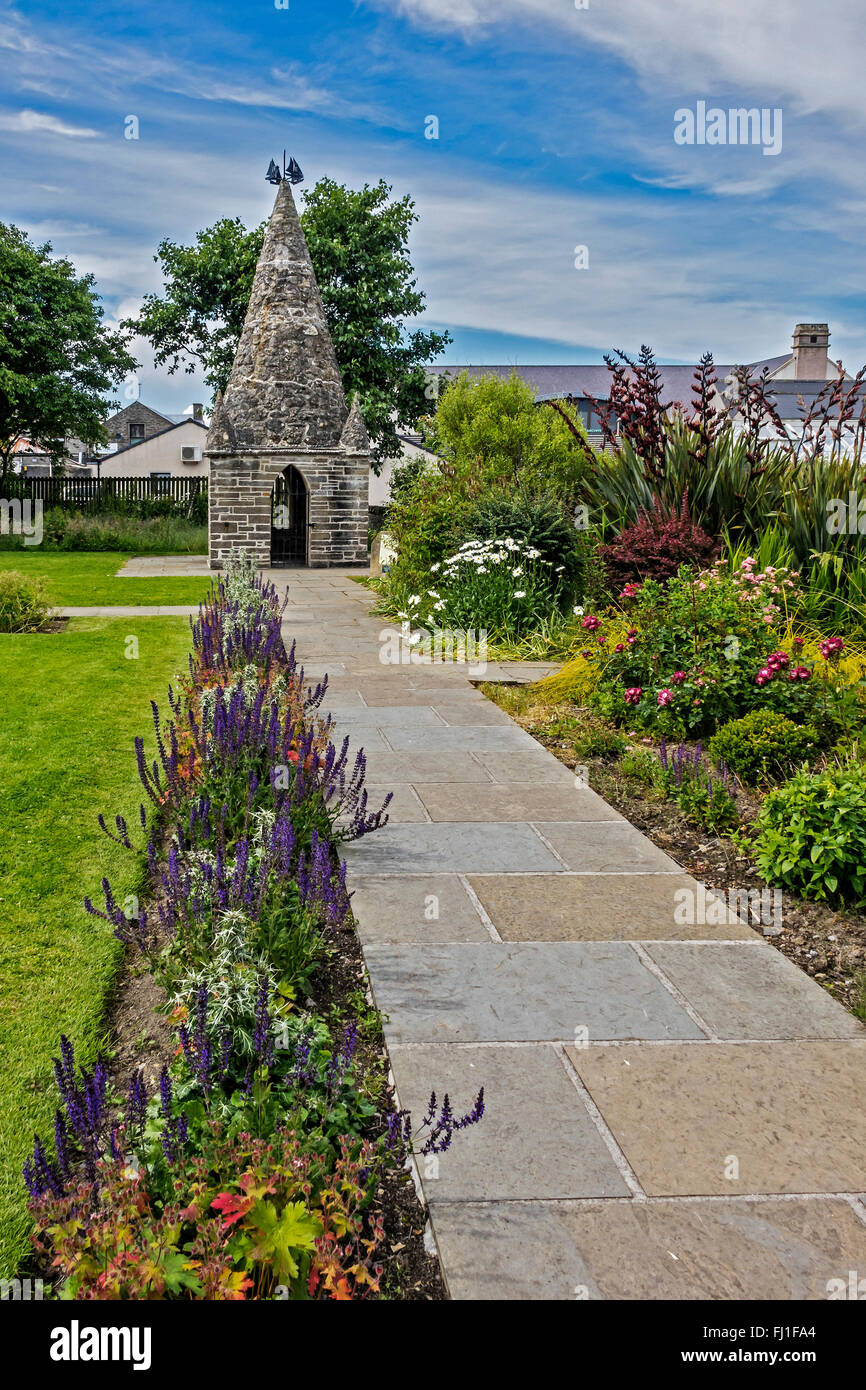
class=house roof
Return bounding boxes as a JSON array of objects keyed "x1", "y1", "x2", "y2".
[
  {"x1": 100, "y1": 415, "x2": 207, "y2": 458},
  {"x1": 426, "y1": 356, "x2": 793, "y2": 405}
]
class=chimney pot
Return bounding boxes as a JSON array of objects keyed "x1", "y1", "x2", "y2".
[{"x1": 792, "y1": 322, "x2": 830, "y2": 380}]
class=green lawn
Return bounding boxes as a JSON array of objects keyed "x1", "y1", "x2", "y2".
[
  {"x1": 0, "y1": 553, "x2": 212, "y2": 608},
  {"x1": 0, "y1": 617, "x2": 193, "y2": 1276}
]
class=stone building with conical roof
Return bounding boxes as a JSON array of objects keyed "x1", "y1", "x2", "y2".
[{"x1": 206, "y1": 179, "x2": 370, "y2": 568}]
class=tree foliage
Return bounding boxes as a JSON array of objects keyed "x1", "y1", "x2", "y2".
[
  {"x1": 423, "y1": 371, "x2": 589, "y2": 504},
  {"x1": 128, "y1": 179, "x2": 450, "y2": 466},
  {"x1": 0, "y1": 224, "x2": 136, "y2": 481}
]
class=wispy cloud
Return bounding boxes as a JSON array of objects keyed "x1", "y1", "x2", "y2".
[{"x1": 0, "y1": 108, "x2": 100, "y2": 138}]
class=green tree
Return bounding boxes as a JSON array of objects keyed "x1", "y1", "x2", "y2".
[
  {"x1": 301, "y1": 178, "x2": 449, "y2": 465},
  {"x1": 128, "y1": 179, "x2": 450, "y2": 466},
  {"x1": 0, "y1": 224, "x2": 136, "y2": 483},
  {"x1": 425, "y1": 371, "x2": 590, "y2": 504},
  {"x1": 129, "y1": 216, "x2": 266, "y2": 405}
]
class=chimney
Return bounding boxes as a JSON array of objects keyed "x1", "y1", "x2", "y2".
[
  {"x1": 192, "y1": 402, "x2": 204, "y2": 421},
  {"x1": 792, "y1": 323, "x2": 830, "y2": 380}
]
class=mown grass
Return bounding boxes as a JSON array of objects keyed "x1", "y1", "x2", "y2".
[
  {"x1": 0, "y1": 617, "x2": 192, "y2": 1276},
  {"x1": 0, "y1": 553, "x2": 212, "y2": 608}
]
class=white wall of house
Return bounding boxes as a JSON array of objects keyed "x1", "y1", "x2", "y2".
[
  {"x1": 369, "y1": 436, "x2": 440, "y2": 508},
  {"x1": 95, "y1": 420, "x2": 209, "y2": 478}
]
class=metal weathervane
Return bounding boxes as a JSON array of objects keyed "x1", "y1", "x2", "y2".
[{"x1": 266, "y1": 151, "x2": 304, "y2": 186}]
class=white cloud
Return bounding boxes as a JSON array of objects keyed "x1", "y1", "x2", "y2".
[
  {"x1": 0, "y1": 108, "x2": 100, "y2": 138},
  {"x1": 373, "y1": 0, "x2": 866, "y2": 124}
]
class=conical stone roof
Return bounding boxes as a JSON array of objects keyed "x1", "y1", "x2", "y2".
[{"x1": 206, "y1": 179, "x2": 349, "y2": 453}]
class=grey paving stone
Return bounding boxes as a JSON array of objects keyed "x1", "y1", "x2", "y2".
[
  {"x1": 428, "y1": 1198, "x2": 866, "y2": 1301},
  {"x1": 472, "y1": 750, "x2": 579, "y2": 784},
  {"x1": 349, "y1": 874, "x2": 490, "y2": 943},
  {"x1": 363, "y1": 942, "x2": 705, "y2": 1042},
  {"x1": 431, "y1": 702, "x2": 515, "y2": 726},
  {"x1": 389, "y1": 1044, "x2": 629, "y2": 1201},
  {"x1": 358, "y1": 686, "x2": 485, "y2": 707},
  {"x1": 540, "y1": 821, "x2": 683, "y2": 873},
  {"x1": 359, "y1": 753, "x2": 495, "y2": 784},
  {"x1": 341, "y1": 821, "x2": 563, "y2": 875},
  {"x1": 360, "y1": 785, "x2": 425, "y2": 824},
  {"x1": 330, "y1": 706, "x2": 444, "y2": 728},
  {"x1": 644, "y1": 942, "x2": 865, "y2": 1039},
  {"x1": 385, "y1": 725, "x2": 540, "y2": 753},
  {"x1": 468, "y1": 874, "x2": 754, "y2": 941},
  {"x1": 416, "y1": 783, "x2": 623, "y2": 823},
  {"x1": 325, "y1": 725, "x2": 391, "y2": 750}
]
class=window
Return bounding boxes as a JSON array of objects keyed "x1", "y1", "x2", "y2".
[
  {"x1": 150, "y1": 471, "x2": 171, "y2": 495},
  {"x1": 129, "y1": 421, "x2": 145, "y2": 441}
]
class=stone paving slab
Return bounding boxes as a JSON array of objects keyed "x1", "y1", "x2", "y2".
[
  {"x1": 467, "y1": 873, "x2": 755, "y2": 941},
  {"x1": 427, "y1": 1197, "x2": 866, "y2": 1300},
  {"x1": 61, "y1": 605, "x2": 199, "y2": 617},
  {"x1": 359, "y1": 752, "x2": 496, "y2": 784},
  {"x1": 415, "y1": 783, "x2": 624, "y2": 823},
  {"x1": 359, "y1": 786, "x2": 427, "y2": 824},
  {"x1": 430, "y1": 702, "x2": 515, "y2": 725},
  {"x1": 356, "y1": 686, "x2": 488, "y2": 706},
  {"x1": 644, "y1": 942, "x2": 864, "y2": 1039},
  {"x1": 116, "y1": 556, "x2": 210, "y2": 576},
  {"x1": 470, "y1": 750, "x2": 584, "y2": 784},
  {"x1": 388, "y1": 1044, "x2": 630, "y2": 1200},
  {"x1": 383, "y1": 725, "x2": 541, "y2": 753},
  {"x1": 341, "y1": 821, "x2": 564, "y2": 875},
  {"x1": 350, "y1": 874, "x2": 491, "y2": 943},
  {"x1": 364, "y1": 942, "x2": 705, "y2": 1042},
  {"x1": 540, "y1": 821, "x2": 683, "y2": 873},
  {"x1": 568, "y1": 1040, "x2": 866, "y2": 1195},
  {"x1": 331, "y1": 706, "x2": 447, "y2": 728}
]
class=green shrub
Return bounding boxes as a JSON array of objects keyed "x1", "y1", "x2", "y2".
[
  {"x1": 708, "y1": 709, "x2": 818, "y2": 785},
  {"x1": 0, "y1": 569, "x2": 53, "y2": 632},
  {"x1": 0, "y1": 509, "x2": 208, "y2": 555},
  {"x1": 381, "y1": 468, "x2": 466, "y2": 594},
  {"x1": 424, "y1": 371, "x2": 588, "y2": 504},
  {"x1": 407, "y1": 536, "x2": 556, "y2": 639},
  {"x1": 457, "y1": 490, "x2": 583, "y2": 598},
  {"x1": 753, "y1": 762, "x2": 866, "y2": 904}
]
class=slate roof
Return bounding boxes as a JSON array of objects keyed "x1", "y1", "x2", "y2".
[{"x1": 426, "y1": 356, "x2": 792, "y2": 406}]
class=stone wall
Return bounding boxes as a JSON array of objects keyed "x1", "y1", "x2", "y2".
[{"x1": 208, "y1": 450, "x2": 369, "y2": 569}]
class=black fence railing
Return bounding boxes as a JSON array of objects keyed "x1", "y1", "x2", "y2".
[{"x1": 5, "y1": 476, "x2": 208, "y2": 517}]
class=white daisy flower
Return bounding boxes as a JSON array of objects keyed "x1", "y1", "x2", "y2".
[
  {"x1": 512, "y1": 567, "x2": 523, "y2": 577},
  {"x1": 430, "y1": 562, "x2": 441, "y2": 572},
  {"x1": 408, "y1": 594, "x2": 420, "y2": 606},
  {"x1": 573, "y1": 605, "x2": 584, "y2": 616},
  {"x1": 514, "y1": 590, "x2": 526, "y2": 599}
]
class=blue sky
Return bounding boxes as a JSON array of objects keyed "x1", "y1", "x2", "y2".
[{"x1": 2, "y1": 0, "x2": 864, "y2": 411}]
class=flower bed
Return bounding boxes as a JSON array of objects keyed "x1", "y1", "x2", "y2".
[{"x1": 22, "y1": 554, "x2": 482, "y2": 1300}]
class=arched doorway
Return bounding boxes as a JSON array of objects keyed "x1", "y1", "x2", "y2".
[{"x1": 270, "y1": 465, "x2": 308, "y2": 566}]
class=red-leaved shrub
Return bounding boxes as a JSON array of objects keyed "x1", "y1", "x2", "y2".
[{"x1": 601, "y1": 493, "x2": 719, "y2": 589}]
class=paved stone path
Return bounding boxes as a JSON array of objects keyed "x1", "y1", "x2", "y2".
[
  {"x1": 60, "y1": 605, "x2": 199, "y2": 617},
  {"x1": 116, "y1": 556, "x2": 210, "y2": 577},
  {"x1": 265, "y1": 567, "x2": 866, "y2": 1299}
]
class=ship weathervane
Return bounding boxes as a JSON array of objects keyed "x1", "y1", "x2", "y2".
[{"x1": 265, "y1": 151, "x2": 304, "y2": 186}]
